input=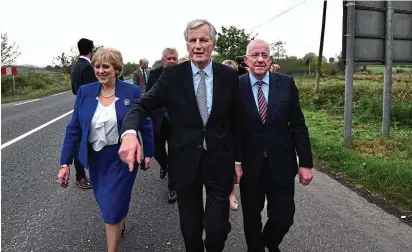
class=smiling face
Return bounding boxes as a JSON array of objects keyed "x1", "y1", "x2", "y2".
[
  {"x1": 186, "y1": 24, "x2": 215, "y2": 69},
  {"x1": 244, "y1": 40, "x2": 272, "y2": 79},
  {"x1": 93, "y1": 60, "x2": 117, "y2": 85}
]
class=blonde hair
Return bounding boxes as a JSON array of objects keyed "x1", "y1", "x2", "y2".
[
  {"x1": 91, "y1": 47, "x2": 123, "y2": 76},
  {"x1": 222, "y1": 59, "x2": 238, "y2": 71}
]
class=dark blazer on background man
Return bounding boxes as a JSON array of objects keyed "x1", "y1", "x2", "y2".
[
  {"x1": 70, "y1": 57, "x2": 97, "y2": 95},
  {"x1": 146, "y1": 66, "x2": 167, "y2": 132}
]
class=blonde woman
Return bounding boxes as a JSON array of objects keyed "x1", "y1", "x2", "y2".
[
  {"x1": 58, "y1": 48, "x2": 154, "y2": 252},
  {"x1": 222, "y1": 59, "x2": 240, "y2": 211}
]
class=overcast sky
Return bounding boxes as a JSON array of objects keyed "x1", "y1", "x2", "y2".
[{"x1": 1, "y1": 0, "x2": 343, "y2": 67}]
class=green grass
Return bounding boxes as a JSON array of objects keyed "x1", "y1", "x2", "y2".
[
  {"x1": 1, "y1": 72, "x2": 71, "y2": 103},
  {"x1": 296, "y1": 77, "x2": 412, "y2": 211},
  {"x1": 367, "y1": 65, "x2": 412, "y2": 74}
]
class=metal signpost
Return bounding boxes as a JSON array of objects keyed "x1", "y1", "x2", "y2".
[{"x1": 342, "y1": 1, "x2": 412, "y2": 146}]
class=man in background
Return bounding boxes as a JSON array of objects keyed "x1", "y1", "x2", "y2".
[
  {"x1": 146, "y1": 47, "x2": 179, "y2": 204},
  {"x1": 69, "y1": 38, "x2": 97, "y2": 189},
  {"x1": 133, "y1": 58, "x2": 149, "y2": 93},
  {"x1": 270, "y1": 63, "x2": 280, "y2": 72}
]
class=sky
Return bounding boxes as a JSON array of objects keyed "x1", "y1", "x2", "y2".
[{"x1": 1, "y1": 0, "x2": 344, "y2": 67}]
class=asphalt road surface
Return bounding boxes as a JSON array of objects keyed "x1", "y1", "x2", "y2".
[{"x1": 2, "y1": 84, "x2": 411, "y2": 251}]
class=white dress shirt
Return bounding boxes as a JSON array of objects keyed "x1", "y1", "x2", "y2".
[{"x1": 88, "y1": 98, "x2": 120, "y2": 151}]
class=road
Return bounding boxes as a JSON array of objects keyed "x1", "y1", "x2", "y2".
[{"x1": 2, "y1": 84, "x2": 412, "y2": 251}]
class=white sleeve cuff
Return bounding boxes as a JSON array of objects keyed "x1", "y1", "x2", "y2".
[
  {"x1": 120, "y1": 130, "x2": 137, "y2": 141},
  {"x1": 235, "y1": 162, "x2": 242, "y2": 165}
]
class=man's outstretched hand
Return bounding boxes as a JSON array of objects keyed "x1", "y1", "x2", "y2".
[{"x1": 118, "y1": 134, "x2": 142, "y2": 172}]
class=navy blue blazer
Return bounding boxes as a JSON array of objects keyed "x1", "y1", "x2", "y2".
[{"x1": 60, "y1": 79, "x2": 154, "y2": 167}]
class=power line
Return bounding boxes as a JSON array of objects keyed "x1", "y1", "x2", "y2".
[{"x1": 250, "y1": 0, "x2": 308, "y2": 31}]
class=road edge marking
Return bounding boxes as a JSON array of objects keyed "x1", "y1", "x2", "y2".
[{"x1": 1, "y1": 110, "x2": 74, "y2": 149}]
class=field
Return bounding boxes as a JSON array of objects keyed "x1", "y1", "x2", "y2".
[{"x1": 295, "y1": 76, "x2": 412, "y2": 212}]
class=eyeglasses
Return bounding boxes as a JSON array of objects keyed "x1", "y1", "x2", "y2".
[{"x1": 245, "y1": 53, "x2": 271, "y2": 60}]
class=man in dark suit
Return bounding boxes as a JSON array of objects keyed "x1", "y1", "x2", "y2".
[
  {"x1": 69, "y1": 38, "x2": 97, "y2": 189},
  {"x1": 239, "y1": 39, "x2": 314, "y2": 252},
  {"x1": 119, "y1": 19, "x2": 244, "y2": 252},
  {"x1": 146, "y1": 47, "x2": 179, "y2": 203},
  {"x1": 71, "y1": 38, "x2": 97, "y2": 96},
  {"x1": 132, "y1": 58, "x2": 149, "y2": 93}
]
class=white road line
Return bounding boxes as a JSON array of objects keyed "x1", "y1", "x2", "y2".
[
  {"x1": 1, "y1": 110, "x2": 74, "y2": 149},
  {"x1": 51, "y1": 91, "x2": 70, "y2": 96},
  {"x1": 14, "y1": 99, "x2": 40, "y2": 106}
]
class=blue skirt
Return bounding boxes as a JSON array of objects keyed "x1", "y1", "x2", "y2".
[{"x1": 88, "y1": 144, "x2": 138, "y2": 224}]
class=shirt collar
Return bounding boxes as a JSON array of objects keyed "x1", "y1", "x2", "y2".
[
  {"x1": 249, "y1": 72, "x2": 270, "y2": 86},
  {"x1": 191, "y1": 60, "x2": 213, "y2": 77},
  {"x1": 79, "y1": 55, "x2": 91, "y2": 63}
]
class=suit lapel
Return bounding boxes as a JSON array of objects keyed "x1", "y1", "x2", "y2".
[
  {"x1": 266, "y1": 73, "x2": 280, "y2": 125},
  {"x1": 207, "y1": 63, "x2": 221, "y2": 126},
  {"x1": 84, "y1": 83, "x2": 100, "y2": 130},
  {"x1": 241, "y1": 74, "x2": 262, "y2": 124},
  {"x1": 114, "y1": 79, "x2": 124, "y2": 131},
  {"x1": 183, "y1": 62, "x2": 203, "y2": 125}
]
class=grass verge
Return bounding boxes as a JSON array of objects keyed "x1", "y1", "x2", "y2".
[
  {"x1": 296, "y1": 77, "x2": 412, "y2": 213},
  {"x1": 1, "y1": 73, "x2": 71, "y2": 103}
]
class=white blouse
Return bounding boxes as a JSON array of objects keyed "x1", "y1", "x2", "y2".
[{"x1": 88, "y1": 97, "x2": 120, "y2": 151}]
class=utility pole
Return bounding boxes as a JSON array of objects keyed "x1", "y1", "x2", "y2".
[
  {"x1": 315, "y1": 0, "x2": 328, "y2": 92},
  {"x1": 344, "y1": 1, "x2": 355, "y2": 146},
  {"x1": 382, "y1": 0, "x2": 394, "y2": 137}
]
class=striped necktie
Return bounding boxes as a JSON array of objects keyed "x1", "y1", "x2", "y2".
[
  {"x1": 196, "y1": 69, "x2": 208, "y2": 149},
  {"x1": 257, "y1": 81, "x2": 267, "y2": 123}
]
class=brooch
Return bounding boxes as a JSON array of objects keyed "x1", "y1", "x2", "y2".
[{"x1": 124, "y1": 99, "x2": 130, "y2": 106}]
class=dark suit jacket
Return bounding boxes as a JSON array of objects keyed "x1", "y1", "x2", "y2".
[
  {"x1": 132, "y1": 68, "x2": 149, "y2": 93},
  {"x1": 239, "y1": 72, "x2": 313, "y2": 187},
  {"x1": 70, "y1": 57, "x2": 97, "y2": 95},
  {"x1": 146, "y1": 66, "x2": 167, "y2": 132},
  {"x1": 122, "y1": 61, "x2": 244, "y2": 190},
  {"x1": 60, "y1": 80, "x2": 154, "y2": 167}
]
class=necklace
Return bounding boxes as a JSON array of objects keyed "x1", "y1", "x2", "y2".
[{"x1": 100, "y1": 87, "x2": 115, "y2": 98}]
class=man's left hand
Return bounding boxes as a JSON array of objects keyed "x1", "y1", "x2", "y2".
[{"x1": 298, "y1": 167, "x2": 314, "y2": 186}]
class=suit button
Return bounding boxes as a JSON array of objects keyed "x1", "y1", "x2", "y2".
[
  {"x1": 203, "y1": 128, "x2": 206, "y2": 131},
  {"x1": 197, "y1": 145, "x2": 202, "y2": 148}
]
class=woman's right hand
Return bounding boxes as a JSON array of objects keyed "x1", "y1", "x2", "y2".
[{"x1": 57, "y1": 166, "x2": 70, "y2": 188}]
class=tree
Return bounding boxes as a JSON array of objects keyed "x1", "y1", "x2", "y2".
[
  {"x1": 270, "y1": 41, "x2": 286, "y2": 61},
  {"x1": 52, "y1": 52, "x2": 72, "y2": 73},
  {"x1": 52, "y1": 43, "x2": 103, "y2": 74},
  {"x1": 1, "y1": 33, "x2": 21, "y2": 66},
  {"x1": 214, "y1": 25, "x2": 257, "y2": 62},
  {"x1": 303, "y1": 52, "x2": 317, "y2": 74}
]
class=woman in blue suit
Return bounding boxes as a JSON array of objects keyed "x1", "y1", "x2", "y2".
[{"x1": 58, "y1": 47, "x2": 154, "y2": 252}]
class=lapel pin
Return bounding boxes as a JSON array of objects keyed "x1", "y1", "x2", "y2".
[{"x1": 124, "y1": 99, "x2": 130, "y2": 106}]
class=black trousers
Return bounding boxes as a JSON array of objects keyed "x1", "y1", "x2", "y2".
[
  {"x1": 240, "y1": 157, "x2": 295, "y2": 252},
  {"x1": 153, "y1": 120, "x2": 174, "y2": 191},
  {"x1": 176, "y1": 150, "x2": 232, "y2": 252},
  {"x1": 73, "y1": 145, "x2": 86, "y2": 180}
]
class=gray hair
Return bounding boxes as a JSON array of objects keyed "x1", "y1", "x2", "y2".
[
  {"x1": 184, "y1": 19, "x2": 217, "y2": 43},
  {"x1": 246, "y1": 39, "x2": 270, "y2": 55},
  {"x1": 162, "y1": 47, "x2": 178, "y2": 57}
]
